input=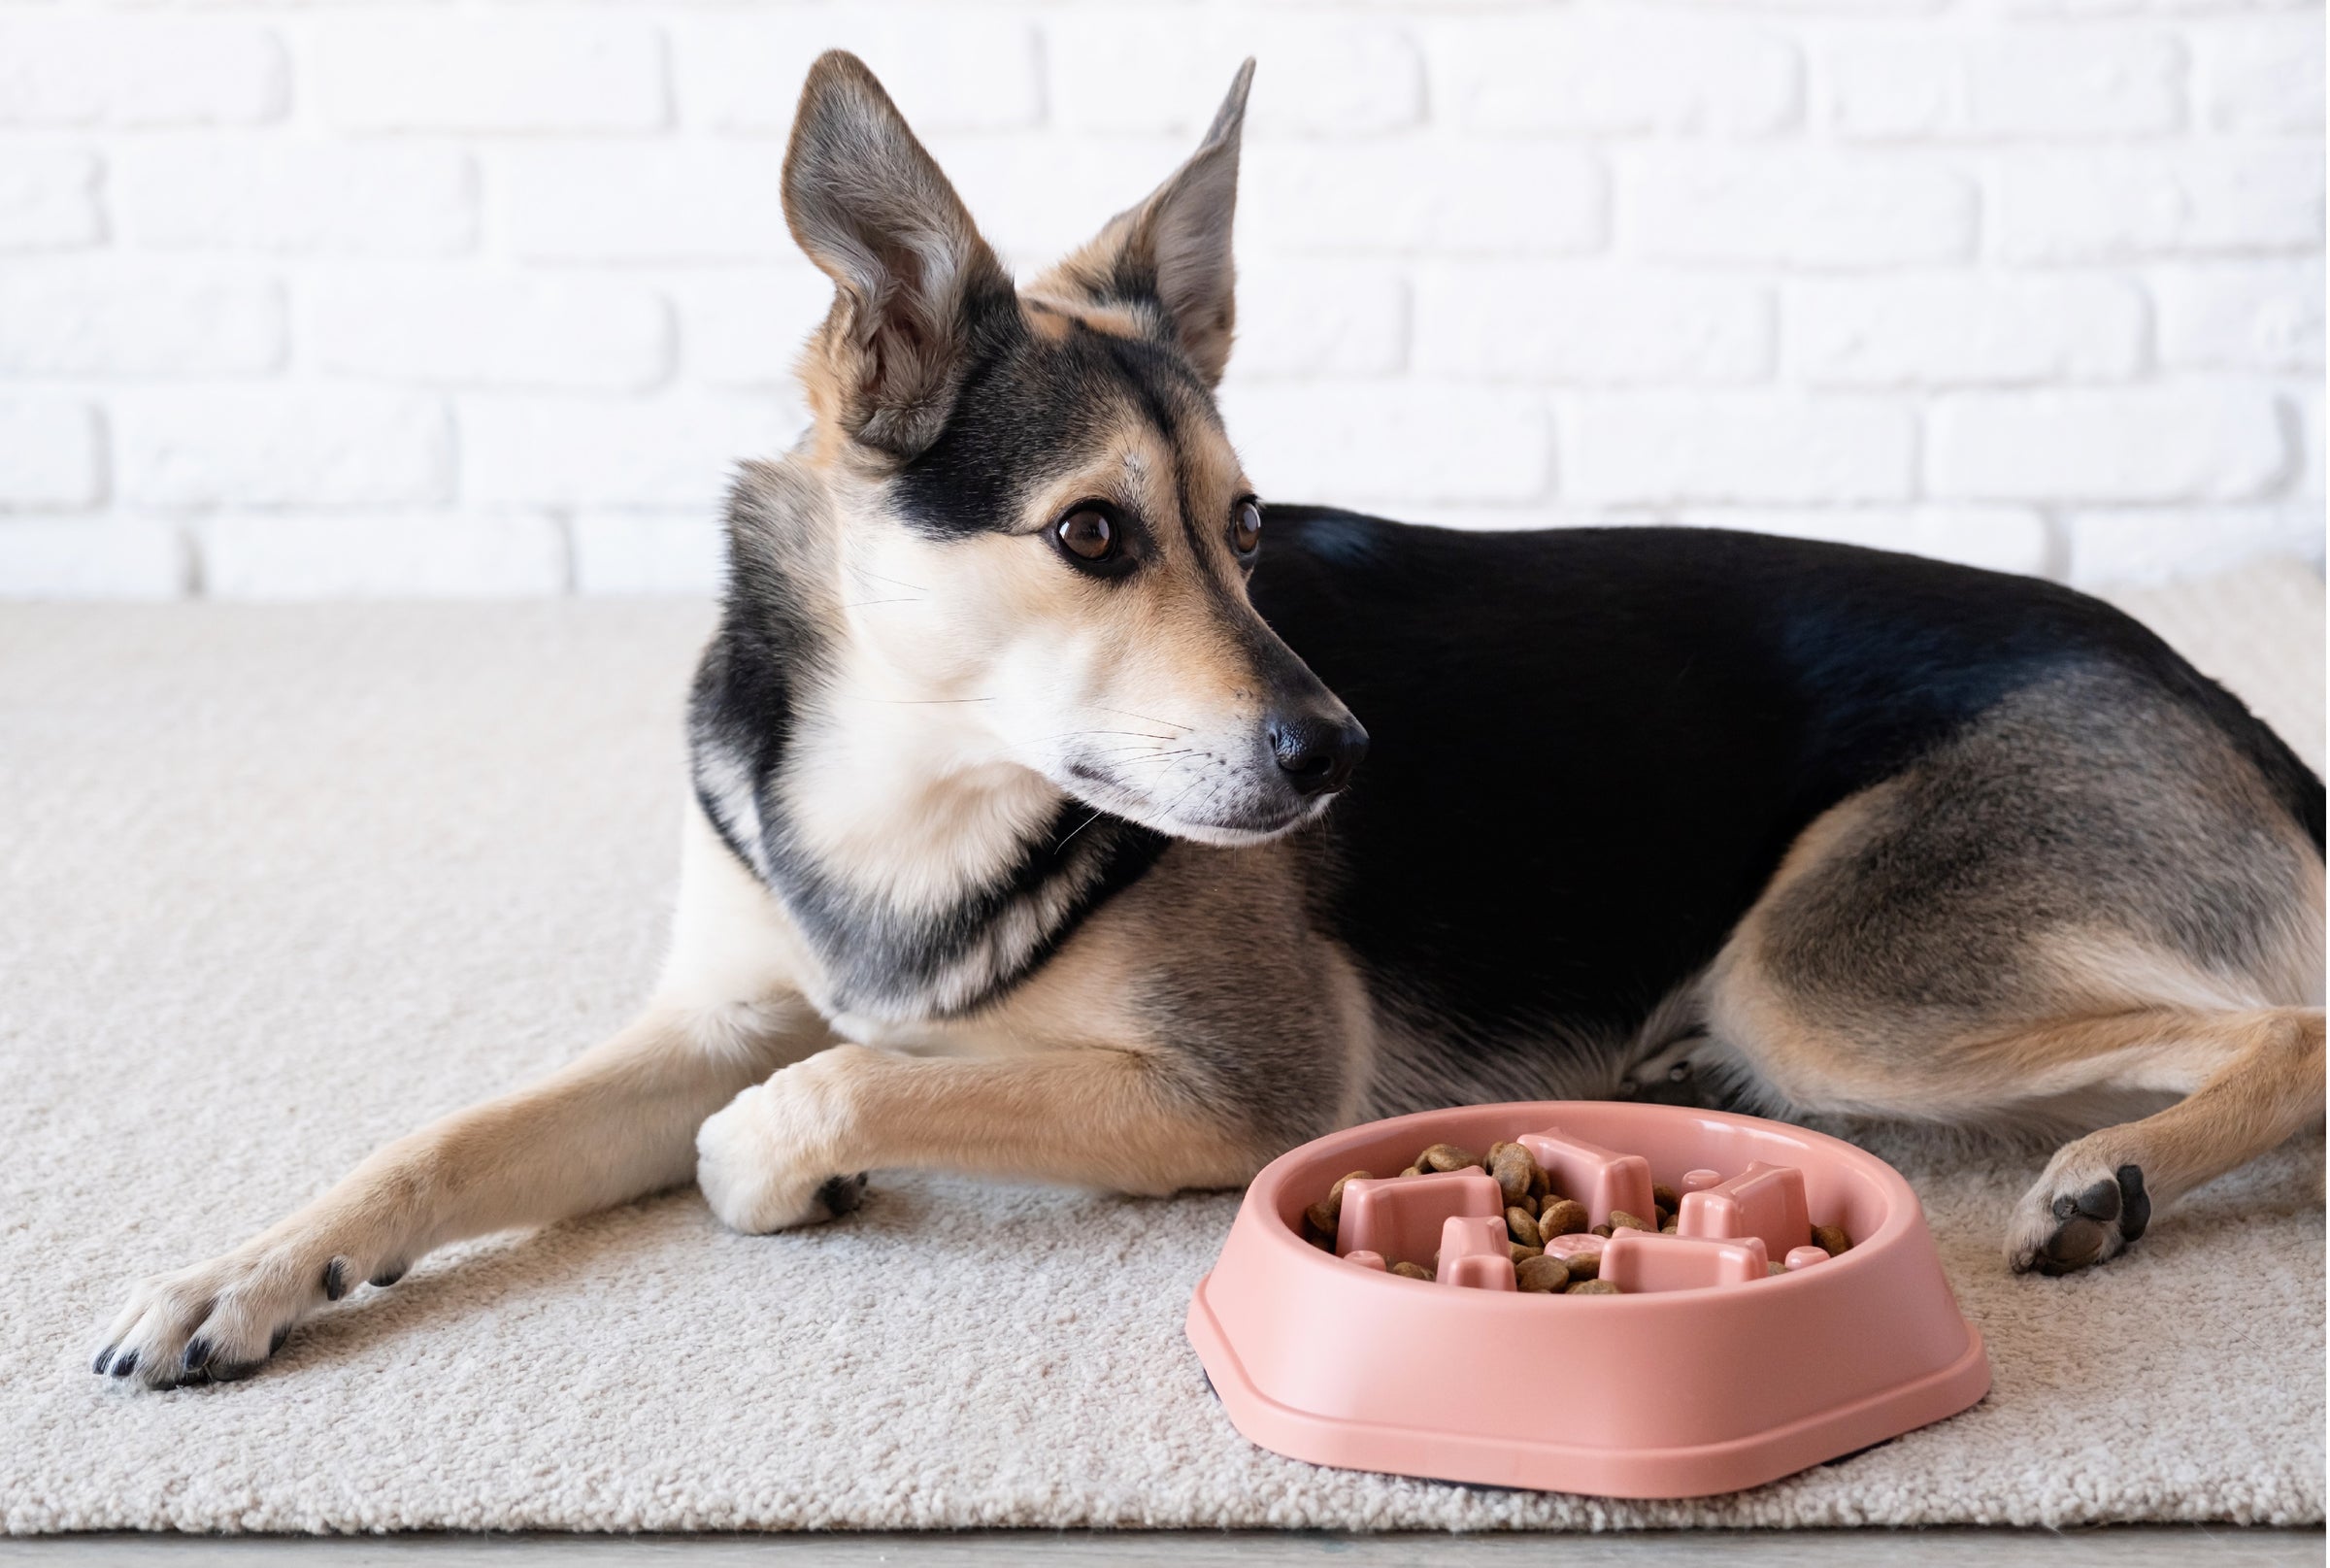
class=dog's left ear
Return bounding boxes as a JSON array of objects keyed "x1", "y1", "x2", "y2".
[{"x1": 1043, "y1": 60, "x2": 1254, "y2": 386}]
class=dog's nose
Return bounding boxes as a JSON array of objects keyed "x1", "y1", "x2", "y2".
[{"x1": 1270, "y1": 713, "x2": 1369, "y2": 798}]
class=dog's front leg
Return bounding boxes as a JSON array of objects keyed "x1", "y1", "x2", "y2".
[
  {"x1": 92, "y1": 998, "x2": 824, "y2": 1387},
  {"x1": 696, "y1": 1043, "x2": 1271, "y2": 1232}
]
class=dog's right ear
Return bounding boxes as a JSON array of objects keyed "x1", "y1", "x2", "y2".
[{"x1": 783, "y1": 51, "x2": 1011, "y2": 460}]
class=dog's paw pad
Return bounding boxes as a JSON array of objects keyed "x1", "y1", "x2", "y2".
[
  {"x1": 2019, "y1": 1163, "x2": 2148, "y2": 1276},
  {"x1": 816, "y1": 1173, "x2": 869, "y2": 1218}
]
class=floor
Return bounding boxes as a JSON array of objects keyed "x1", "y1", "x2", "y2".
[{"x1": 0, "y1": 1528, "x2": 2322, "y2": 1565}]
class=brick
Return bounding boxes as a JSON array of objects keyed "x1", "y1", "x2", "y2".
[
  {"x1": 0, "y1": 519, "x2": 186, "y2": 600},
  {"x1": 2065, "y1": 505, "x2": 2324, "y2": 586},
  {"x1": 0, "y1": 17, "x2": 284, "y2": 125},
  {"x1": 1824, "y1": 27, "x2": 2183, "y2": 139},
  {"x1": 1415, "y1": 267, "x2": 1771, "y2": 384},
  {"x1": 498, "y1": 144, "x2": 791, "y2": 262},
  {"x1": 572, "y1": 512, "x2": 727, "y2": 596},
  {"x1": 680, "y1": 12, "x2": 1040, "y2": 133},
  {"x1": 1222, "y1": 261, "x2": 1407, "y2": 380},
  {"x1": 1216, "y1": 384, "x2": 1549, "y2": 503},
  {"x1": 315, "y1": 14, "x2": 665, "y2": 132},
  {"x1": 1048, "y1": 15, "x2": 1422, "y2": 136},
  {"x1": 0, "y1": 261, "x2": 283, "y2": 377},
  {"x1": 1664, "y1": 507, "x2": 2054, "y2": 575},
  {"x1": 1994, "y1": 147, "x2": 2323, "y2": 262},
  {"x1": 113, "y1": 143, "x2": 475, "y2": 256},
  {"x1": 669, "y1": 268, "x2": 839, "y2": 389},
  {"x1": 306, "y1": 272, "x2": 670, "y2": 391},
  {"x1": 0, "y1": 150, "x2": 99, "y2": 251},
  {"x1": 1243, "y1": 142, "x2": 1605, "y2": 256},
  {"x1": 2193, "y1": 14, "x2": 2323, "y2": 131},
  {"x1": 1564, "y1": 395, "x2": 1914, "y2": 504},
  {"x1": 1787, "y1": 276, "x2": 2146, "y2": 385},
  {"x1": 2153, "y1": 260, "x2": 2323, "y2": 371},
  {"x1": 1928, "y1": 386, "x2": 2288, "y2": 501},
  {"x1": 0, "y1": 399, "x2": 101, "y2": 507},
  {"x1": 461, "y1": 393, "x2": 808, "y2": 508},
  {"x1": 117, "y1": 388, "x2": 451, "y2": 507},
  {"x1": 1432, "y1": 15, "x2": 1800, "y2": 135},
  {"x1": 200, "y1": 514, "x2": 567, "y2": 599},
  {"x1": 1625, "y1": 151, "x2": 1975, "y2": 268}
]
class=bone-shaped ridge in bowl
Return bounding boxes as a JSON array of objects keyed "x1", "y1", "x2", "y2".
[{"x1": 1185, "y1": 1100, "x2": 1990, "y2": 1498}]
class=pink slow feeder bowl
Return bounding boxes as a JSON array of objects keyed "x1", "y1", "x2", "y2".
[{"x1": 1185, "y1": 1100, "x2": 1990, "y2": 1498}]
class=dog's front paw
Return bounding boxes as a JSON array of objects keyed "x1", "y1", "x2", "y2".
[
  {"x1": 695, "y1": 1045, "x2": 878, "y2": 1235},
  {"x1": 90, "y1": 1231, "x2": 402, "y2": 1390},
  {"x1": 2007, "y1": 1158, "x2": 2150, "y2": 1276}
]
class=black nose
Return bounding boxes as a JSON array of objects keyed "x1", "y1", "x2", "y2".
[{"x1": 1270, "y1": 713, "x2": 1369, "y2": 798}]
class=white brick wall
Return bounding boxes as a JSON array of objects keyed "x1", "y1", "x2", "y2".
[{"x1": 0, "y1": 0, "x2": 2318, "y2": 601}]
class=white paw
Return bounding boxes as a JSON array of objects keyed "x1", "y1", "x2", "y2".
[
  {"x1": 90, "y1": 1230, "x2": 408, "y2": 1390},
  {"x1": 694, "y1": 1045, "x2": 877, "y2": 1235}
]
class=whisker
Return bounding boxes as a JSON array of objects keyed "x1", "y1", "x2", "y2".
[
  {"x1": 838, "y1": 597, "x2": 926, "y2": 610},
  {"x1": 1090, "y1": 703, "x2": 1195, "y2": 734},
  {"x1": 1052, "y1": 807, "x2": 1106, "y2": 854}
]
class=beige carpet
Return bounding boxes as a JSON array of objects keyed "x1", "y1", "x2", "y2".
[{"x1": 1, "y1": 562, "x2": 2322, "y2": 1533}]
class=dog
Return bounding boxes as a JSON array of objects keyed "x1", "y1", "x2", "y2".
[{"x1": 92, "y1": 52, "x2": 2324, "y2": 1388}]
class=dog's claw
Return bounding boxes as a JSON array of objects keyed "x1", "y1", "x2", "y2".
[
  {"x1": 108, "y1": 1349, "x2": 138, "y2": 1379},
  {"x1": 2019, "y1": 1161, "x2": 2150, "y2": 1275},
  {"x1": 91, "y1": 1347, "x2": 115, "y2": 1376},
  {"x1": 320, "y1": 1258, "x2": 347, "y2": 1301}
]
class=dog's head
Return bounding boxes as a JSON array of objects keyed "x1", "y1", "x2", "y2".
[{"x1": 770, "y1": 50, "x2": 1365, "y2": 848}]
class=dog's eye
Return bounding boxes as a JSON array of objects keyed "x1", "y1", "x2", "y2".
[
  {"x1": 1232, "y1": 500, "x2": 1262, "y2": 556},
  {"x1": 1055, "y1": 507, "x2": 1116, "y2": 563}
]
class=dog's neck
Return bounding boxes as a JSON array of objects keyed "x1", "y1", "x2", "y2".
[{"x1": 687, "y1": 459, "x2": 1167, "y2": 1023}]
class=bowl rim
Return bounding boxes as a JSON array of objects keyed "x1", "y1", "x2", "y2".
[{"x1": 1248, "y1": 1099, "x2": 1925, "y2": 1303}]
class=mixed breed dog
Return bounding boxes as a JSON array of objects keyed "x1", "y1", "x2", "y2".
[{"x1": 94, "y1": 54, "x2": 2324, "y2": 1388}]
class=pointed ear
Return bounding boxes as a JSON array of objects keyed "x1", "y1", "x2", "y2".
[
  {"x1": 782, "y1": 50, "x2": 1012, "y2": 458},
  {"x1": 1040, "y1": 59, "x2": 1253, "y2": 386}
]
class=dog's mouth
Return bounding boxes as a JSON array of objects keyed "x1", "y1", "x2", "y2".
[{"x1": 1059, "y1": 755, "x2": 1340, "y2": 847}]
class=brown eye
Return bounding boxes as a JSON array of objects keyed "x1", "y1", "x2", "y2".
[
  {"x1": 1232, "y1": 499, "x2": 1262, "y2": 555},
  {"x1": 1055, "y1": 507, "x2": 1115, "y2": 562}
]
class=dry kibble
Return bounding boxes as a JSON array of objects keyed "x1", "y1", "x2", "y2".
[
  {"x1": 1652, "y1": 1184, "x2": 1680, "y2": 1212},
  {"x1": 1505, "y1": 1206, "x2": 1543, "y2": 1250},
  {"x1": 1812, "y1": 1223, "x2": 1851, "y2": 1256},
  {"x1": 1567, "y1": 1279, "x2": 1621, "y2": 1296},
  {"x1": 1590, "y1": 1222, "x2": 1614, "y2": 1239},
  {"x1": 1420, "y1": 1143, "x2": 1482, "y2": 1174},
  {"x1": 1399, "y1": 1165, "x2": 1423, "y2": 1179},
  {"x1": 1515, "y1": 1254, "x2": 1572, "y2": 1293},
  {"x1": 1518, "y1": 1192, "x2": 1540, "y2": 1218},
  {"x1": 1654, "y1": 1205, "x2": 1675, "y2": 1228},
  {"x1": 1538, "y1": 1198, "x2": 1588, "y2": 1238},
  {"x1": 1390, "y1": 1260, "x2": 1434, "y2": 1282},
  {"x1": 1510, "y1": 1242, "x2": 1543, "y2": 1263},
  {"x1": 1562, "y1": 1250, "x2": 1601, "y2": 1282},
  {"x1": 1488, "y1": 1142, "x2": 1541, "y2": 1206},
  {"x1": 1768, "y1": 1261, "x2": 1787, "y2": 1276},
  {"x1": 1609, "y1": 1209, "x2": 1651, "y2": 1233},
  {"x1": 1323, "y1": 1170, "x2": 1372, "y2": 1218},
  {"x1": 1529, "y1": 1166, "x2": 1551, "y2": 1199},
  {"x1": 1661, "y1": 1221, "x2": 1679, "y2": 1234}
]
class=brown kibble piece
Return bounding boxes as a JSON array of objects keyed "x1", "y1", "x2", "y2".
[
  {"x1": 1304, "y1": 1200, "x2": 1337, "y2": 1237},
  {"x1": 1563, "y1": 1250, "x2": 1600, "y2": 1282},
  {"x1": 1529, "y1": 1166, "x2": 1551, "y2": 1199},
  {"x1": 1506, "y1": 1206, "x2": 1543, "y2": 1250},
  {"x1": 1768, "y1": 1261, "x2": 1787, "y2": 1276},
  {"x1": 1812, "y1": 1222, "x2": 1850, "y2": 1256},
  {"x1": 1654, "y1": 1205, "x2": 1674, "y2": 1228},
  {"x1": 1518, "y1": 1192, "x2": 1540, "y2": 1218},
  {"x1": 1510, "y1": 1242, "x2": 1543, "y2": 1263},
  {"x1": 1399, "y1": 1165, "x2": 1423, "y2": 1179},
  {"x1": 1538, "y1": 1198, "x2": 1588, "y2": 1237},
  {"x1": 1323, "y1": 1170, "x2": 1372, "y2": 1218},
  {"x1": 1420, "y1": 1143, "x2": 1481, "y2": 1174},
  {"x1": 1609, "y1": 1209, "x2": 1651, "y2": 1233},
  {"x1": 1590, "y1": 1222, "x2": 1614, "y2": 1239},
  {"x1": 1661, "y1": 1221, "x2": 1679, "y2": 1234},
  {"x1": 1567, "y1": 1279, "x2": 1621, "y2": 1296},
  {"x1": 1652, "y1": 1184, "x2": 1680, "y2": 1211},
  {"x1": 1488, "y1": 1142, "x2": 1541, "y2": 1206},
  {"x1": 1389, "y1": 1260, "x2": 1433, "y2": 1281},
  {"x1": 1515, "y1": 1254, "x2": 1572, "y2": 1293}
]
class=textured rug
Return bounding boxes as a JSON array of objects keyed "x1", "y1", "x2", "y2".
[{"x1": 2, "y1": 560, "x2": 2321, "y2": 1533}]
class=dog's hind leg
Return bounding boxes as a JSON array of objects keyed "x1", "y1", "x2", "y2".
[
  {"x1": 92, "y1": 805, "x2": 828, "y2": 1389},
  {"x1": 1981, "y1": 1006, "x2": 2324, "y2": 1272}
]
